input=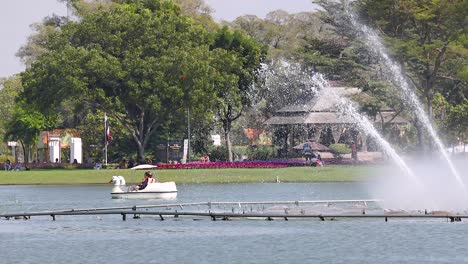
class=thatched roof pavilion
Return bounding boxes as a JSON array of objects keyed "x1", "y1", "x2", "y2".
[{"x1": 265, "y1": 85, "x2": 408, "y2": 155}]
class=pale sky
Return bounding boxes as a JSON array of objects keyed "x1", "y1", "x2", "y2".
[{"x1": 0, "y1": 0, "x2": 317, "y2": 78}]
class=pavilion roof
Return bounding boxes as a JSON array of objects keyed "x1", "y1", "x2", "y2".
[{"x1": 265, "y1": 86, "x2": 407, "y2": 125}]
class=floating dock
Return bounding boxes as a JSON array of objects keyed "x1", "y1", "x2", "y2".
[{"x1": 0, "y1": 199, "x2": 464, "y2": 222}]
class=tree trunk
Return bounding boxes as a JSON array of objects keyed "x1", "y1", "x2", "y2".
[
  {"x1": 137, "y1": 142, "x2": 146, "y2": 164},
  {"x1": 19, "y1": 140, "x2": 27, "y2": 163},
  {"x1": 424, "y1": 67, "x2": 435, "y2": 150},
  {"x1": 223, "y1": 119, "x2": 233, "y2": 162},
  {"x1": 425, "y1": 78, "x2": 434, "y2": 123},
  {"x1": 114, "y1": 111, "x2": 158, "y2": 164},
  {"x1": 225, "y1": 130, "x2": 233, "y2": 162},
  {"x1": 284, "y1": 126, "x2": 289, "y2": 158},
  {"x1": 414, "y1": 119, "x2": 425, "y2": 153}
]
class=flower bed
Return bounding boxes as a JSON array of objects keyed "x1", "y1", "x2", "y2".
[{"x1": 157, "y1": 161, "x2": 289, "y2": 169}]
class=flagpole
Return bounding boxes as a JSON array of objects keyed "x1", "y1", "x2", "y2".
[{"x1": 105, "y1": 141, "x2": 108, "y2": 166}]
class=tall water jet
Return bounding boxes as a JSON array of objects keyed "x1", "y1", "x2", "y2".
[
  {"x1": 311, "y1": 74, "x2": 423, "y2": 187},
  {"x1": 339, "y1": 7, "x2": 465, "y2": 190},
  {"x1": 311, "y1": 74, "x2": 463, "y2": 210},
  {"x1": 264, "y1": 60, "x2": 417, "y2": 183},
  {"x1": 264, "y1": 60, "x2": 466, "y2": 210}
]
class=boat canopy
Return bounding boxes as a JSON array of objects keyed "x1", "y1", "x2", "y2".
[{"x1": 130, "y1": 164, "x2": 158, "y2": 170}]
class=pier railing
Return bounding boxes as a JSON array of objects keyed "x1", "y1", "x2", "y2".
[{"x1": 0, "y1": 199, "x2": 463, "y2": 222}]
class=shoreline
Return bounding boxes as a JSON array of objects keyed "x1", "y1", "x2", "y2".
[{"x1": 0, "y1": 165, "x2": 378, "y2": 185}]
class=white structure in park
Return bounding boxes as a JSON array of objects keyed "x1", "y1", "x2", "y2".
[
  {"x1": 7, "y1": 141, "x2": 18, "y2": 163},
  {"x1": 49, "y1": 137, "x2": 61, "y2": 163},
  {"x1": 70, "y1": 137, "x2": 82, "y2": 164},
  {"x1": 211, "y1": 135, "x2": 221, "y2": 146}
]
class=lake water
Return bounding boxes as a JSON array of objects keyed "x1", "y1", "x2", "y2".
[{"x1": 1, "y1": 183, "x2": 467, "y2": 263}]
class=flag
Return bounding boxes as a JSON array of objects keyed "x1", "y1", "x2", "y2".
[{"x1": 105, "y1": 113, "x2": 110, "y2": 145}]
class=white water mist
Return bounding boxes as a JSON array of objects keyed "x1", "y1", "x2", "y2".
[
  {"x1": 311, "y1": 74, "x2": 468, "y2": 211},
  {"x1": 343, "y1": 7, "x2": 465, "y2": 191},
  {"x1": 311, "y1": 74, "x2": 422, "y2": 188}
]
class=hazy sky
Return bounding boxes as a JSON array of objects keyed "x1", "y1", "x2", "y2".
[{"x1": 0, "y1": 0, "x2": 317, "y2": 78}]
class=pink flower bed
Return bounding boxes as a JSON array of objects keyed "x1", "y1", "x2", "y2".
[{"x1": 157, "y1": 161, "x2": 289, "y2": 169}]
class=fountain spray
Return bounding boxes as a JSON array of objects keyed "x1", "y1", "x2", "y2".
[
  {"x1": 342, "y1": 7, "x2": 465, "y2": 191},
  {"x1": 311, "y1": 74, "x2": 423, "y2": 188}
]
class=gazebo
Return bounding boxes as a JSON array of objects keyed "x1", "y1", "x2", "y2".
[{"x1": 265, "y1": 85, "x2": 408, "y2": 156}]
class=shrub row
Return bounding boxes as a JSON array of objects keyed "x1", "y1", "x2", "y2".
[{"x1": 208, "y1": 145, "x2": 276, "y2": 161}]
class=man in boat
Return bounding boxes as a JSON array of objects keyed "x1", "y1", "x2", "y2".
[{"x1": 136, "y1": 171, "x2": 156, "y2": 190}]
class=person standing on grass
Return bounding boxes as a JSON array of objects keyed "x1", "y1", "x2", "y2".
[{"x1": 303, "y1": 142, "x2": 313, "y2": 161}]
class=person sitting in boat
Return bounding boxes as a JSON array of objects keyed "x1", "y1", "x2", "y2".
[{"x1": 136, "y1": 171, "x2": 156, "y2": 190}]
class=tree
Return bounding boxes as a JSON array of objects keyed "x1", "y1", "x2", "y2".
[
  {"x1": 210, "y1": 26, "x2": 266, "y2": 161},
  {"x1": 445, "y1": 100, "x2": 468, "y2": 144},
  {"x1": 21, "y1": 0, "x2": 215, "y2": 162},
  {"x1": 76, "y1": 110, "x2": 132, "y2": 163},
  {"x1": 1, "y1": 76, "x2": 57, "y2": 163},
  {"x1": 0, "y1": 76, "x2": 22, "y2": 139},
  {"x1": 311, "y1": 0, "x2": 467, "y2": 149},
  {"x1": 231, "y1": 10, "x2": 324, "y2": 60},
  {"x1": 4, "y1": 105, "x2": 56, "y2": 163},
  {"x1": 357, "y1": 0, "x2": 468, "y2": 128},
  {"x1": 0, "y1": 76, "x2": 23, "y2": 157},
  {"x1": 16, "y1": 15, "x2": 69, "y2": 68},
  {"x1": 173, "y1": 0, "x2": 212, "y2": 17},
  {"x1": 433, "y1": 94, "x2": 468, "y2": 145}
]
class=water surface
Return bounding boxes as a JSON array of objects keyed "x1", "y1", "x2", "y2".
[{"x1": 1, "y1": 183, "x2": 466, "y2": 263}]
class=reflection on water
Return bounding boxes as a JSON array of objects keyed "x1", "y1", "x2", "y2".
[{"x1": 1, "y1": 183, "x2": 468, "y2": 263}]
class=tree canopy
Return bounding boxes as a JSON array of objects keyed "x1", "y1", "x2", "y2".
[
  {"x1": 3, "y1": 0, "x2": 466, "y2": 162},
  {"x1": 210, "y1": 26, "x2": 267, "y2": 161},
  {"x1": 21, "y1": 0, "x2": 216, "y2": 162},
  {"x1": 19, "y1": 0, "x2": 265, "y2": 162}
]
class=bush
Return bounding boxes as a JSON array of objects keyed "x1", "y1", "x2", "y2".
[
  {"x1": 207, "y1": 145, "x2": 228, "y2": 161},
  {"x1": 232, "y1": 146, "x2": 248, "y2": 160},
  {"x1": 207, "y1": 145, "x2": 276, "y2": 161},
  {"x1": 0, "y1": 155, "x2": 14, "y2": 163},
  {"x1": 247, "y1": 145, "x2": 275, "y2": 160},
  {"x1": 329, "y1": 144, "x2": 351, "y2": 159}
]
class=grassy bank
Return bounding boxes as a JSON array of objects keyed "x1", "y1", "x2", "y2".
[{"x1": 0, "y1": 165, "x2": 380, "y2": 185}]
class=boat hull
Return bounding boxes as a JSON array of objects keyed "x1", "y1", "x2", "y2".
[
  {"x1": 111, "y1": 191, "x2": 177, "y2": 199},
  {"x1": 110, "y1": 180, "x2": 177, "y2": 199}
]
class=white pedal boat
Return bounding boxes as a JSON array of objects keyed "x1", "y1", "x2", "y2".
[{"x1": 110, "y1": 174, "x2": 177, "y2": 199}]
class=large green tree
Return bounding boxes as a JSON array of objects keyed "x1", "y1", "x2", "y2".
[
  {"x1": 0, "y1": 76, "x2": 56, "y2": 162},
  {"x1": 21, "y1": 0, "x2": 215, "y2": 162},
  {"x1": 210, "y1": 26, "x2": 266, "y2": 161},
  {"x1": 0, "y1": 76, "x2": 22, "y2": 139}
]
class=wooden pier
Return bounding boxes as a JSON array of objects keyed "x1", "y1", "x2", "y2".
[{"x1": 0, "y1": 199, "x2": 464, "y2": 222}]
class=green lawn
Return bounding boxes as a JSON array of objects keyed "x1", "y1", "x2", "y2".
[{"x1": 0, "y1": 165, "x2": 381, "y2": 185}]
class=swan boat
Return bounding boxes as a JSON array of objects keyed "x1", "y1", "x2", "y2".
[{"x1": 110, "y1": 165, "x2": 177, "y2": 199}]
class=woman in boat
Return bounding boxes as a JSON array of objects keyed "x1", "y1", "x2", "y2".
[{"x1": 136, "y1": 171, "x2": 156, "y2": 190}]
